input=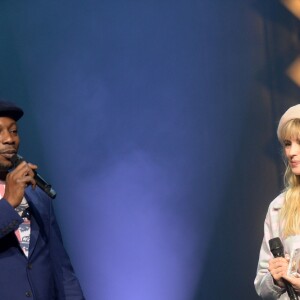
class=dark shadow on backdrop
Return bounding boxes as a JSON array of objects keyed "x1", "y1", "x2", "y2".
[{"x1": 193, "y1": 1, "x2": 300, "y2": 299}]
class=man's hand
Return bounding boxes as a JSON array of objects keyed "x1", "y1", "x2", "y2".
[{"x1": 3, "y1": 161, "x2": 37, "y2": 208}]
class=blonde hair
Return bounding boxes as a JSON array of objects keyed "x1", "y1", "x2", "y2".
[{"x1": 280, "y1": 118, "x2": 300, "y2": 237}]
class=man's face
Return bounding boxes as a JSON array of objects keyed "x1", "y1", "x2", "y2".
[{"x1": 0, "y1": 117, "x2": 20, "y2": 171}]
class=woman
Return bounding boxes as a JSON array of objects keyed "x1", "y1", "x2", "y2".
[{"x1": 255, "y1": 104, "x2": 300, "y2": 299}]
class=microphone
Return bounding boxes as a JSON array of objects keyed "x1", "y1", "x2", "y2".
[
  {"x1": 269, "y1": 237, "x2": 298, "y2": 300},
  {"x1": 10, "y1": 154, "x2": 57, "y2": 199}
]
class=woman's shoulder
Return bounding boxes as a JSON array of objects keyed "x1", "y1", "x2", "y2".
[{"x1": 269, "y1": 192, "x2": 285, "y2": 210}]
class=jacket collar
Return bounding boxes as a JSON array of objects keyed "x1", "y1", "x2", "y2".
[
  {"x1": 273, "y1": 192, "x2": 285, "y2": 210},
  {"x1": 24, "y1": 193, "x2": 40, "y2": 259}
]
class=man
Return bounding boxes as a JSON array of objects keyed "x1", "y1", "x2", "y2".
[{"x1": 0, "y1": 101, "x2": 85, "y2": 299}]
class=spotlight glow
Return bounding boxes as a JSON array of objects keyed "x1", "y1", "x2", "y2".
[
  {"x1": 281, "y1": 0, "x2": 300, "y2": 19},
  {"x1": 286, "y1": 56, "x2": 300, "y2": 86}
]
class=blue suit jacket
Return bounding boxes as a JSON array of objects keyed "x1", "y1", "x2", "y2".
[{"x1": 0, "y1": 188, "x2": 85, "y2": 300}]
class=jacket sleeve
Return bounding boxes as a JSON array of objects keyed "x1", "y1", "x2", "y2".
[
  {"x1": 0, "y1": 198, "x2": 23, "y2": 238},
  {"x1": 254, "y1": 203, "x2": 286, "y2": 299},
  {"x1": 49, "y1": 200, "x2": 85, "y2": 300}
]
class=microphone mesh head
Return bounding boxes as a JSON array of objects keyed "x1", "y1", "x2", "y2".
[
  {"x1": 269, "y1": 237, "x2": 284, "y2": 257},
  {"x1": 10, "y1": 154, "x2": 23, "y2": 168}
]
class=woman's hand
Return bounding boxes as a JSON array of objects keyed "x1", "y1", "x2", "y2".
[
  {"x1": 282, "y1": 274, "x2": 300, "y2": 293},
  {"x1": 268, "y1": 256, "x2": 289, "y2": 288}
]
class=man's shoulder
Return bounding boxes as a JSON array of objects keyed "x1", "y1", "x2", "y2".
[{"x1": 25, "y1": 188, "x2": 51, "y2": 210}]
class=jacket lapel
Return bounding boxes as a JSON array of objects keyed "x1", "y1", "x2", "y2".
[
  {"x1": 25, "y1": 195, "x2": 40, "y2": 259},
  {"x1": 28, "y1": 213, "x2": 40, "y2": 258}
]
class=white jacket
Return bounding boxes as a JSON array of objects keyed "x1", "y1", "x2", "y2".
[{"x1": 255, "y1": 193, "x2": 300, "y2": 299}]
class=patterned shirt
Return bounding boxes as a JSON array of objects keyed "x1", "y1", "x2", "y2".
[{"x1": 0, "y1": 181, "x2": 31, "y2": 257}]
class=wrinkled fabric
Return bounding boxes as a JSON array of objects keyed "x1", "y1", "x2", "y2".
[
  {"x1": 254, "y1": 193, "x2": 300, "y2": 299},
  {"x1": 0, "y1": 187, "x2": 85, "y2": 300}
]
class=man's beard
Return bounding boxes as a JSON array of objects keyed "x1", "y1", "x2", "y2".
[{"x1": 0, "y1": 161, "x2": 12, "y2": 172}]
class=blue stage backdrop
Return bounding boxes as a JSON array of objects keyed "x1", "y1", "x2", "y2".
[{"x1": 0, "y1": 0, "x2": 295, "y2": 299}]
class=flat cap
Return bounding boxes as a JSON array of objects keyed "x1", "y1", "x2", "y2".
[{"x1": 0, "y1": 100, "x2": 24, "y2": 121}]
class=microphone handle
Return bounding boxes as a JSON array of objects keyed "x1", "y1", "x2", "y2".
[
  {"x1": 269, "y1": 237, "x2": 299, "y2": 300},
  {"x1": 11, "y1": 154, "x2": 56, "y2": 199},
  {"x1": 283, "y1": 278, "x2": 299, "y2": 300}
]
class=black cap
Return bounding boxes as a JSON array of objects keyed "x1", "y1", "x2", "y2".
[{"x1": 0, "y1": 101, "x2": 24, "y2": 121}]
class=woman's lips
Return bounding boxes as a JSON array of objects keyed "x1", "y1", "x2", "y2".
[{"x1": 290, "y1": 161, "x2": 300, "y2": 167}]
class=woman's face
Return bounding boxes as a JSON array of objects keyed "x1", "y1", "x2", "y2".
[{"x1": 284, "y1": 137, "x2": 300, "y2": 175}]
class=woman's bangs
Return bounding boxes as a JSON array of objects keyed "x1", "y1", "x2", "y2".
[{"x1": 282, "y1": 119, "x2": 300, "y2": 141}]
